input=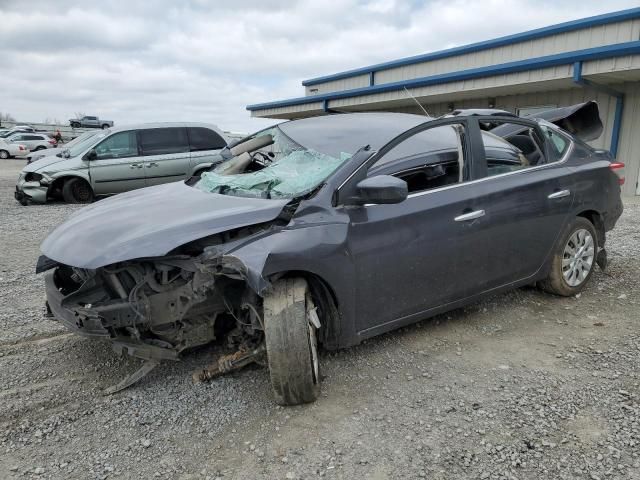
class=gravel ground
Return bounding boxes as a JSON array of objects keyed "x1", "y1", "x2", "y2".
[{"x1": 0, "y1": 158, "x2": 639, "y2": 480}]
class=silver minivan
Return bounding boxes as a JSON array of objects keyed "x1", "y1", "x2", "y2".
[{"x1": 15, "y1": 122, "x2": 229, "y2": 204}]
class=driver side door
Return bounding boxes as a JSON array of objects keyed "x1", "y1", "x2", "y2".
[
  {"x1": 89, "y1": 130, "x2": 146, "y2": 194},
  {"x1": 345, "y1": 120, "x2": 490, "y2": 335}
]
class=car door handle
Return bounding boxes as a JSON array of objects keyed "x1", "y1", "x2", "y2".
[
  {"x1": 146, "y1": 162, "x2": 159, "y2": 168},
  {"x1": 548, "y1": 189, "x2": 570, "y2": 199},
  {"x1": 454, "y1": 210, "x2": 485, "y2": 222},
  {"x1": 130, "y1": 163, "x2": 143, "y2": 169}
]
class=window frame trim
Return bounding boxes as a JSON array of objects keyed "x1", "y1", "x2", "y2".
[
  {"x1": 138, "y1": 127, "x2": 190, "y2": 157},
  {"x1": 186, "y1": 126, "x2": 227, "y2": 152},
  {"x1": 92, "y1": 129, "x2": 140, "y2": 161},
  {"x1": 405, "y1": 135, "x2": 574, "y2": 200}
]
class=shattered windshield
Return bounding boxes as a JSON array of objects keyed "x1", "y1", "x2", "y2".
[{"x1": 196, "y1": 126, "x2": 351, "y2": 199}]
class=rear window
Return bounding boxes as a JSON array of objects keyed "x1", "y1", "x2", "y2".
[
  {"x1": 139, "y1": 127, "x2": 189, "y2": 156},
  {"x1": 188, "y1": 127, "x2": 226, "y2": 151}
]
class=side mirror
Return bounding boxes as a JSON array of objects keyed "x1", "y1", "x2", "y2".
[
  {"x1": 84, "y1": 149, "x2": 97, "y2": 161},
  {"x1": 351, "y1": 175, "x2": 408, "y2": 205}
]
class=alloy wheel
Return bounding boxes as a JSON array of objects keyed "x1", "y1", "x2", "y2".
[{"x1": 562, "y1": 228, "x2": 595, "y2": 287}]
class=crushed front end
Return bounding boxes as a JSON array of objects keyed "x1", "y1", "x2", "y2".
[{"x1": 43, "y1": 253, "x2": 266, "y2": 366}]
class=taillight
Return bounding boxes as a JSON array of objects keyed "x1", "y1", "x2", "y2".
[
  {"x1": 49, "y1": 139, "x2": 56, "y2": 145},
  {"x1": 18, "y1": 145, "x2": 25, "y2": 151},
  {"x1": 609, "y1": 162, "x2": 625, "y2": 185}
]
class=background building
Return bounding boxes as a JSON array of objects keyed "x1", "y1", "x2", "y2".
[{"x1": 247, "y1": 8, "x2": 640, "y2": 196}]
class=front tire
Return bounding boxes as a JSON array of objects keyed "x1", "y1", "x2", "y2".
[
  {"x1": 263, "y1": 278, "x2": 320, "y2": 405},
  {"x1": 62, "y1": 178, "x2": 94, "y2": 204},
  {"x1": 540, "y1": 217, "x2": 598, "y2": 296},
  {"x1": 102, "y1": 124, "x2": 110, "y2": 129},
  {"x1": 34, "y1": 146, "x2": 46, "y2": 151},
  {"x1": 70, "y1": 122, "x2": 80, "y2": 128}
]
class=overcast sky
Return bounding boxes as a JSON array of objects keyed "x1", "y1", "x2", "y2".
[{"x1": 1, "y1": 0, "x2": 638, "y2": 133}]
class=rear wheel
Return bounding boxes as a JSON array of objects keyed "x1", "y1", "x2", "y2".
[
  {"x1": 34, "y1": 146, "x2": 46, "y2": 151},
  {"x1": 263, "y1": 278, "x2": 320, "y2": 405},
  {"x1": 62, "y1": 178, "x2": 94, "y2": 204},
  {"x1": 540, "y1": 217, "x2": 598, "y2": 296},
  {"x1": 0, "y1": 150, "x2": 9, "y2": 159},
  {"x1": 102, "y1": 124, "x2": 110, "y2": 129}
]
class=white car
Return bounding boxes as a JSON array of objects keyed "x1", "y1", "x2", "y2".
[
  {"x1": 26, "y1": 130, "x2": 101, "y2": 164},
  {"x1": 6, "y1": 133, "x2": 56, "y2": 151},
  {"x1": 0, "y1": 138, "x2": 28, "y2": 159}
]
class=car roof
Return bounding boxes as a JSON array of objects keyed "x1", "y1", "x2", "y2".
[
  {"x1": 107, "y1": 122, "x2": 226, "y2": 135},
  {"x1": 278, "y1": 112, "x2": 432, "y2": 157}
]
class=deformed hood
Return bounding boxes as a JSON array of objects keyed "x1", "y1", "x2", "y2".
[
  {"x1": 23, "y1": 153, "x2": 68, "y2": 172},
  {"x1": 41, "y1": 182, "x2": 289, "y2": 269}
]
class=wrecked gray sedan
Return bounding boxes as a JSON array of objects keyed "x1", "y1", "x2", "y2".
[{"x1": 38, "y1": 104, "x2": 623, "y2": 404}]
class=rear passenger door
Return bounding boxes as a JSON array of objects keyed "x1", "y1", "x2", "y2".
[
  {"x1": 187, "y1": 127, "x2": 227, "y2": 173},
  {"x1": 466, "y1": 118, "x2": 574, "y2": 291},
  {"x1": 10, "y1": 134, "x2": 31, "y2": 149},
  {"x1": 139, "y1": 127, "x2": 191, "y2": 186}
]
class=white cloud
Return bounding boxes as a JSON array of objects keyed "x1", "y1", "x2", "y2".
[{"x1": 0, "y1": 0, "x2": 637, "y2": 132}]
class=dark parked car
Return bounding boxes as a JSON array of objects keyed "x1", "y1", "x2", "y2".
[{"x1": 37, "y1": 102, "x2": 623, "y2": 404}]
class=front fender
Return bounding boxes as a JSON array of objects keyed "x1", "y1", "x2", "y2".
[
  {"x1": 204, "y1": 221, "x2": 359, "y2": 348},
  {"x1": 48, "y1": 170, "x2": 91, "y2": 185}
]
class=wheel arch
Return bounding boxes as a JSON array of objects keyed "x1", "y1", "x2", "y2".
[
  {"x1": 49, "y1": 174, "x2": 93, "y2": 198},
  {"x1": 576, "y1": 209, "x2": 605, "y2": 247},
  {"x1": 267, "y1": 270, "x2": 342, "y2": 349}
]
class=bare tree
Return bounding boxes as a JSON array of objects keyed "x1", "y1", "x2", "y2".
[
  {"x1": 74, "y1": 112, "x2": 85, "y2": 119},
  {"x1": 0, "y1": 112, "x2": 16, "y2": 122}
]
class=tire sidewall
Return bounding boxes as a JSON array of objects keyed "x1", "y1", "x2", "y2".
[
  {"x1": 0, "y1": 150, "x2": 9, "y2": 159},
  {"x1": 62, "y1": 178, "x2": 94, "y2": 204},
  {"x1": 263, "y1": 278, "x2": 320, "y2": 405},
  {"x1": 548, "y1": 217, "x2": 599, "y2": 295}
]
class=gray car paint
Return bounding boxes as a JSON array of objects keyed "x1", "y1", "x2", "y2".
[
  {"x1": 41, "y1": 181, "x2": 289, "y2": 269},
  {"x1": 40, "y1": 107, "x2": 623, "y2": 351}
]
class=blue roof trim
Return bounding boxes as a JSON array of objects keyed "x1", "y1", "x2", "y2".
[
  {"x1": 246, "y1": 41, "x2": 640, "y2": 111},
  {"x1": 301, "y1": 7, "x2": 640, "y2": 86}
]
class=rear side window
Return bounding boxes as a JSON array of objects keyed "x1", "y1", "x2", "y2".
[
  {"x1": 139, "y1": 127, "x2": 189, "y2": 156},
  {"x1": 188, "y1": 127, "x2": 227, "y2": 151},
  {"x1": 540, "y1": 125, "x2": 569, "y2": 162},
  {"x1": 482, "y1": 121, "x2": 548, "y2": 177}
]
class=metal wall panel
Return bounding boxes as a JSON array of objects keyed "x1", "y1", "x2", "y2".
[
  {"x1": 249, "y1": 102, "x2": 324, "y2": 119},
  {"x1": 304, "y1": 74, "x2": 370, "y2": 96},
  {"x1": 315, "y1": 19, "x2": 640, "y2": 90}
]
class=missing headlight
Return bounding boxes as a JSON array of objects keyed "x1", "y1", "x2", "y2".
[{"x1": 25, "y1": 172, "x2": 43, "y2": 182}]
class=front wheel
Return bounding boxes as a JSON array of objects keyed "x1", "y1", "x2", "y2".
[
  {"x1": 102, "y1": 124, "x2": 110, "y2": 129},
  {"x1": 263, "y1": 278, "x2": 320, "y2": 405},
  {"x1": 34, "y1": 146, "x2": 46, "y2": 151},
  {"x1": 70, "y1": 122, "x2": 80, "y2": 128},
  {"x1": 540, "y1": 217, "x2": 598, "y2": 296},
  {"x1": 62, "y1": 178, "x2": 94, "y2": 204}
]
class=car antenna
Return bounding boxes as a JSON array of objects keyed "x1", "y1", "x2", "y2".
[{"x1": 403, "y1": 87, "x2": 430, "y2": 116}]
